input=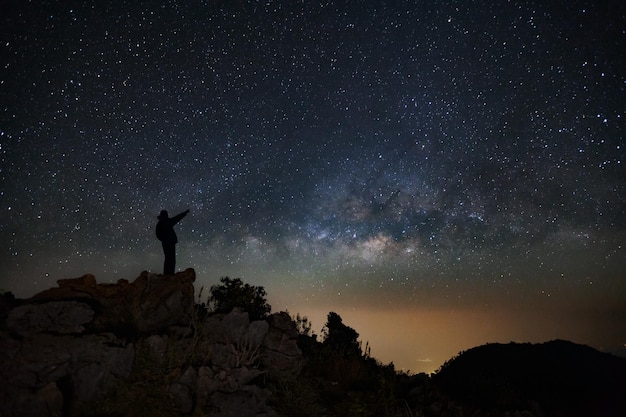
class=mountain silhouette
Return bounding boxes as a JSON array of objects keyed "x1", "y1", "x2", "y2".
[{"x1": 432, "y1": 339, "x2": 626, "y2": 416}]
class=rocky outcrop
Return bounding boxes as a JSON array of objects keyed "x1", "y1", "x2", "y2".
[
  {"x1": 0, "y1": 269, "x2": 303, "y2": 417},
  {"x1": 25, "y1": 268, "x2": 196, "y2": 335},
  {"x1": 1, "y1": 331, "x2": 134, "y2": 417},
  {"x1": 261, "y1": 312, "x2": 303, "y2": 380},
  {"x1": 140, "y1": 308, "x2": 303, "y2": 417}
]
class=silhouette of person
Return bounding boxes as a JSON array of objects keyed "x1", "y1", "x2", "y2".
[{"x1": 155, "y1": 209, "x2": 189, "y2": 275}]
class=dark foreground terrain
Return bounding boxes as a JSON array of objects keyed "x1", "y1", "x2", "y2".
[{"x1": 1, "y1": 269, "x2": 625, "y2": 417}]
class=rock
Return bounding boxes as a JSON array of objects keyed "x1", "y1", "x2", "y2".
[
  {"x1": 0, "y1": 332, "x2": 133, "y2": 417},
  {"x1": 211, "y1": 343, "x2": 236, "y2": 368},
  {"x1": 134, "y1": 270, "x2": 196, "y2": 333},
  {"x1": 170, "y1": 367, "x2": 198, "y2": 415},
  {"x1": 208, "y1": 386, "x2": 276, "y2": 417},
  {"x1": 28, "y1": 269, "x2": 196, "y2": 336},
  {"x1": 143, "y1": 334, "x2": 169, "y2": 360},
  {"x1": 202, "y1": 308, "x2": 251, "y2": 345},
  {"x1": 427, "y1": 401, "x2": 443, "y2": 415},
  {"x1": 266, "y1": 311, "x2": 298, "y2": 338},
  {"x1": 5, "y1": 381, "x2": 65, "y2": 417},
  {"x1": 197, "y1": 366, "x2": 221, "y2": 408},
  {"x1": 222, "y1": 366, "x2": 264, "y2": 392},
  {"x1": 180, "y1": 366, "x2": 198, "y2": 389},
  {"x1": 7, "y1": 300, "x2": 94, "y2": 336},
  {"x1": 57, "y1": 274, "x2": 97, "y2": 288},
  {"x1": 248, "y1": 319, "x2": 269, "y2": 346},
  {"x1": 0, "y1": 270, "x2": 306, "y2": 417},
  {"x1": 261, "y1": 312, "x2": 303, "y2": 380},
  {"x1": 169, "y1": 382, "x2": 194, "y2": 414}
]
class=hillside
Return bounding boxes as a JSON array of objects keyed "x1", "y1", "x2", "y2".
[
  {"x1": 1, "y1": 269, "x2": 625, "y2": 417},
  {"x1": 432, "y1": 340, "x2": 626, "y2": 416}
]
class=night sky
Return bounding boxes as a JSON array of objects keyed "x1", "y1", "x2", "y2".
[{"x1": 2, "y1": 1, "x2": 625, "y2": 373}]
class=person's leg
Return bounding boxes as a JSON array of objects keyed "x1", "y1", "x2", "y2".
[{"x1": 162, "y1": 242, "x2": 176, "y2": 274}]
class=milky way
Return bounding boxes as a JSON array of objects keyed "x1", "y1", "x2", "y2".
[{"x1": 2, "y1": 1, "x2": 625, "y2": 372}]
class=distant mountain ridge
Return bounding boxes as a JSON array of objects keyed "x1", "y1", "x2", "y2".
[{"x1": 432, "y1": 339, "x2": 626, "y2": 416}]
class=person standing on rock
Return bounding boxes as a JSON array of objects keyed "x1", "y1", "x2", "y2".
[{"x1": 156, "y1": 209, "x2": 190, "y2": 275}]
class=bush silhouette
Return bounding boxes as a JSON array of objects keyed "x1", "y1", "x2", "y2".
[
  {"x1": 207, "y1": 277, "x2": 271, "y2": 321},
  {"x1": 322, "y1": 312, "x2": 361, "y2": 356}
]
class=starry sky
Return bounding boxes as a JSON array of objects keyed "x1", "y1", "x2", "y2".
[{"x1": 2, "y1": 1, "x2": 625, "y2": 373}]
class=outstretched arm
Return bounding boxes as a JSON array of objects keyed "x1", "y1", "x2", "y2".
[{"x1": 170, "y1": 209, "x2": 190, "y2": 224}]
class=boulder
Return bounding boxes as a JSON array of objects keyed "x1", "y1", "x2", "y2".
[
  {"x1": 28, "y1": 269, "x2": 196, "y2": 335},
  {"x1": 201, "y1": 308, "x2": 251, "y2": 345},
  {"x1": 0, "y1": 332, "x2": 133, "y2": 417},
  {"x1": 57, "y1": 274, "x2": 97, "y2": 288},
  {"x1": 170, "y1": 367, "x2": 198, "y2": 413},
  {"x1": 7, "y1": 300, "x2": 94, "y2": 336},
  {"x1": 196, "y1": 366, "x2": 222, "y2": 408},
  {"x1": 207, "y1": 386, "x2": 276, "y2": 417},
  {"x1": 261, "y1": 312, "x2": 303, "y2": 380}
]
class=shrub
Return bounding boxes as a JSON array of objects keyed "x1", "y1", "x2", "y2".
[
  {"x1": 322, "y1": 312, "x2": 361, "y2": 356},
  {"x1": 207, "y1": 277, "x2": 271, "y2": 321}
]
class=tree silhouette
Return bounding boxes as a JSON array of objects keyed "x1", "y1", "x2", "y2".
[
  {"x1": 207, "y1": 277, "x2": 271, "y2": 321},
  {"x1": 322, "y1": 311, "x2": 361, "y2": 356}
]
